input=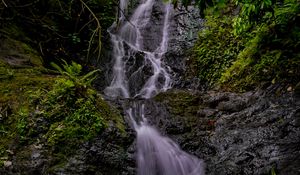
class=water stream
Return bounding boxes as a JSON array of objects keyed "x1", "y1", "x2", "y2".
[{"x1": 104, "y1": 0, "x2": 205, "y2": 174}]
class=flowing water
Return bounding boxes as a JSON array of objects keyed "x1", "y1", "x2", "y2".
[{"x1": 104, "y1": 0, "x2": 205, "y2": 174}]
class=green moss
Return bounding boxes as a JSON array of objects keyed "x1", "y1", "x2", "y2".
[
  {"x1": 155, "y1": 90, "x2": 201, "y2": 123},
  {"x1": 0, "y1": 38, "x2": 43, "y2": 67},
  {"x1": 96, "y1": 97, "x2": 126, "y2": 134},
  {"x1": 0, "y1": 25, "x2": 30, "y2": 42},
  {"x1": 10, "y1": 61, "x2": 127, "y2": 156},
  {"x1": 0, "y1": 68, "x2": 55, "y2": 104},
  {"x1": 0, "y1": 65, "x2": 56, "y2": 163}
]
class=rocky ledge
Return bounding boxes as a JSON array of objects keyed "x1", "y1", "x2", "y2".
[{"x1": 139, "y1": 87, "x2": 300, "y2": 175}]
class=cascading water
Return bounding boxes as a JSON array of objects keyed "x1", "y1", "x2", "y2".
[{"x1": 104, "y1": 0, "x2": 205, "y2": 174}]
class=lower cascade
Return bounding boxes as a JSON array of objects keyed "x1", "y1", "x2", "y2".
[
  {"x1": 136, "y1": 124, "x2": 205, "y2": 175},
  {"x1": 104, "y1": 0, "x2": 205, "y2": 174}
]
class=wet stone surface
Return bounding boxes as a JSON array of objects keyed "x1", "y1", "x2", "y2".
[{"x1": 146, "y1": 89, "x2": 300, "y2": 175}]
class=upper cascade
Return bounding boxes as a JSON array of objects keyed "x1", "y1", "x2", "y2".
[{"x1": 104, "y1": 0, "x2": 172, "y2": 99}]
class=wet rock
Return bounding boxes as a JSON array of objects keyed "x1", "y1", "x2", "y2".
[
  {"x1": 216, "y1": 99, "x2": 247, "y2": 112},
  {"x1": 204, "y1": 92, "x2": 230, "y2": 108},
  {"x1": 3, "y1": 161, "x2": 12, "y2": 167},
  {"x1": 197, "y1": 108, "x2": 218, "y2": 118},
  {"x1": 165, "y1": 4, "x2": 204, "y2": 89},
  {"x1": 150, "y1": 89, "x2": 300, "y2": 175}
]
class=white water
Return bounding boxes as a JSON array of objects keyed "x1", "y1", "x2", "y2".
[
  {"x1": 136, "y1": 125, "x2": 205, "y2": 175},
  {"x1": 104, "y1": 0, "x2": 205, "y2": 174},
  {"x1": 104, "y1": 0, "x2": 171, "y2": 98}
]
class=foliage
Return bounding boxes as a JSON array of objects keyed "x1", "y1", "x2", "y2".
[
  {"x1": 271, "y1": 167, "x2": 277, "y2": 175},
  {"x1": 16, "y1": 107, "x2": 29, "y2": 141},
  {"x1": 0, "y1": 42, "x2": 126, "y2": 167},
  {"x1": 21, "y1": 61, "x2": 105, "y2": 148},
  {"x1": 171, "y1": 0, "x2": 231, "y2": 17},
  {"x1": 232, "y1": 0, "x2": 276, "y2": 35},
  {"x1": 191, "y1": 0, "x2": 300, "y2": 91},
  {"x1": 192, "y1": 16, "x2": 243, "y2": 88},
  {"x1": 0, "y1": 0, "x2": 116, "y2": 65},
  {"x1": 232, "y1": 0, "x2": 300, "y2": 35},
  {"x1": 220, "y1": 0, "x2": 300, "y2": 91},
  {"x1": 51, "y1": 60, "x2": 100, "y2": 89}
]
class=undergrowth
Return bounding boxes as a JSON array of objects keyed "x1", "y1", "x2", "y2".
[
  {"x1": 0, "y1": 49, "x2": 125, "y2": 160},
  {"x1": 191, "y1": 0, "x2": 300, "y2": 91},
  {"x1": 17, "y1": 61, "x2": 106, "y2": 151},
  {"x1": 192, "y1": 15, "x2": 244, "y2": 88}
]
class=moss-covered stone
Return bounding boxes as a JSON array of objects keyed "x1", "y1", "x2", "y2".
[
  {"x1": 0, "y1": 38, "x2": 43, "y2": 67},
  {"x1": 0, "y1": 37, "x2": 129, "y2": 174},
  {"x1": 155, "y1": 90, "x2": 201, "y2": 118}
]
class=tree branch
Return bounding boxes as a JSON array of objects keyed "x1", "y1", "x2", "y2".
[
  {"x1": 1, "y1": 0, "x2": 7, "y2": 7},
  {"x1": 78, "y1": 0, "x2": 102, "y2": 62}
]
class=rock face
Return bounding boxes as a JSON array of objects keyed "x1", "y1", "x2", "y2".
[
  {"x1": 166, "y1": 4, "x2": 204, "y2": 89},
  {"x1": 48, "y1": 127, "x2": 136, "y2": 175},
  {"x1": 143, "y1": 89, "x2": 300, "y2": 175},
  {"x1": 0, "y1": 123, "x2": 135, "y2": 175}
]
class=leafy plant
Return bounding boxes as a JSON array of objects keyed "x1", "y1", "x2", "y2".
[
  {"x1": 16, "y1": 107, "x2": 29, "y2": 141},
  {"x1": 51, "y1": 60, "x2": 100, "y2": 89},
  {"x1": 232, "y1": 0, "x2": 275, "y2": 35}
]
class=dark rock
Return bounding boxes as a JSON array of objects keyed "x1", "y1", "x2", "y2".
[
  {"x1": 294, "y1": 81, "x2": 300, "y2": 98},
  {"x1": 197, "y1": 108, "x2": 218, "y2": 118},
  {"x1": 216, "y1": 99, "x2": 247, "y2": 113},
  {"x1": 148, "y1": 90, "x2": 300, "y2": 175},
  {"x1": 204, "y1": 92, "x2": 230, "y2": 108},
  {"x1": 165, "y1": 4, "x2": 204, "y2": 90}
]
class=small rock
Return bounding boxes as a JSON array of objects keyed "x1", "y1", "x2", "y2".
[
  {"x1": 3, "y1": 160, "x2": 12, "y2": 167},
  {"x1": 31, "y1": 152, "x2": 41, "y2": 159},
  {"x1": 217, "y1": 100, "x2": 247, "y2": 113},
  {"x1": 34, "y1": 144, "x2": 43, "y2": 149},
  {"x1": 6, "y1": 150, "x2": 14, "y2": 155},
  {"x1": 205, "y1": 93, "x2": 230, "y2": 108},
  {"x1": 197, "y1": 108, "x2": 217, "y2": 118}
]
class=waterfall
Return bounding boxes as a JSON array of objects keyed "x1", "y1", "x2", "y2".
[
  {"x1": 104, "y1": 0, "x2": 205, "y2": 174},
  {"x1": 136, "y1": 125, "x2": 205, "y2": 175}
]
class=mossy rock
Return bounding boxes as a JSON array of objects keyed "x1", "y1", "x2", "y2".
[
  {"x1": 0, "y1": 37, "x2": 43, "y2": 67},
  {"x1": 154, "y1": 90, "x2": 202, "y2": 125}
]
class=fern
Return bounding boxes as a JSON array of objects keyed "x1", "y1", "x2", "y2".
[{"x1": 51, "y1": 60, "x2": 100, "y2": 89}]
